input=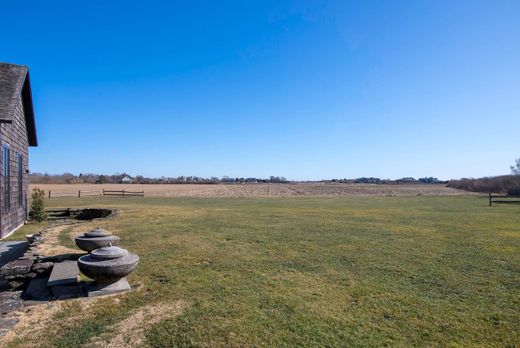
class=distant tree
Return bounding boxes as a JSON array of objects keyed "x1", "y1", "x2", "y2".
[
  {"x1": 268, "y1": 176, "x2": 288, "y2": 183},
  {"x1": 96, "y1": 175, "x2": 106, "y2": 184},
  {"x1": 29, "y1": 188, "x2": 46, "y2": 222},
  {"x1": 511, "y1": 158, "x2": 520, "y2": 175},
  {"x1": 62, "y1": 172, "x2": 75, "y2": 183}
]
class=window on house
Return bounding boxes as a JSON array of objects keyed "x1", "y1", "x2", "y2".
[
  {"x1": 3, "y1": 145, "x2": 10, "y2": 212},
  {"x1": 17, "y1": 153, "x2": 23, "y2": 206}
]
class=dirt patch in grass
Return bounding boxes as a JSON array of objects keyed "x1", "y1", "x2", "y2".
[
  {"x1": 1, "y1": 297, "x2": 101, "y2": 347},
  {"x1": 1, "y1": 303, "x2": 61, "y2": 344},
  {"x1": 86, "y1": 301, "x2": 187, "y2": 348},
  {"x1": 36, "y1": 225, "x2": 83, "y2": 256},
  {"x1": 40, "y1": 221, "x2": 116, "y2": 255}
]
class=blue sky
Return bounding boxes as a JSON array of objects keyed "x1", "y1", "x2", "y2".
[{"x1": 1, "y1": 0, "x2": 519, "y2": 180}]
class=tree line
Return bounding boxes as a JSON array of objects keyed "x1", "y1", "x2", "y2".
[
  {"x1": 29, "y1": 172, "x2": 446, "y2": 185},
  {"x1": 321, "y1": 177, "x2": 446, "y2": 184},
  {"x1": 446, "y1": 158, "x2": 520, "y2": 194},
  {"x1": 28, "y1": 173, "x2": 289, "y2": 184}
]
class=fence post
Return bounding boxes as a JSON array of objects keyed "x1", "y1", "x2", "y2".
[
  {"x1": 78, "y1": 190, "x2": 81, "y2": 198},
  {"x1": 103, "y1": 189, "x2": 105, "y2": 197},
  {"x1": 489, "y1": 192, "x2": 492, "y2": 206},
  {"x1": 123, "y1": 189, "x2": 125, "y2": 197},
  {"x1": 48, "y1": 190, "x2": 51, "y2": 199}
]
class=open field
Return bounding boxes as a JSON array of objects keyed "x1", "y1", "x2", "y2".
[
  {"x1": 31, "y1": 183, "x2": 470, "y2": 197},
  {"x1": 3, "y1": 195, "x2": 519, "y2": 347}
]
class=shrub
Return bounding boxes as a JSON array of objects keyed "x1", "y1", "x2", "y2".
[
  {"x1": 507, "y1": 185, "x2": 520, "y2": 196},
  {"x1": 29, "y1": 188, "x2": 46, "y2": 222},
  {"x1": 447, "y1": 175, "x2": 520, "y2": 194}
]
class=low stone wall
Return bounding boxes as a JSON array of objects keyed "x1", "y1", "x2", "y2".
[
  {"x1": 46, "y1": 208, "x2": 114, "y2": 221},
  {"x1": 0, "y1": 232, "x2": 53, "y2": 290}
]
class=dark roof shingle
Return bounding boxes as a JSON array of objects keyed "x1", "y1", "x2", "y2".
[{"x1": 0, "y1": 62, "x2": 37, "y2": 146}]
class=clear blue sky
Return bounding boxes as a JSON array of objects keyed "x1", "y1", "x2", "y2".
[{"x1": 1, "y1": 0, "x2": 519, "y2": 180}]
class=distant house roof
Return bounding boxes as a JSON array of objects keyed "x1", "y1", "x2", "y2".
[
  {"x1": 0, "y1": 62, "x2": 38, "y2": 146},
  {"x1": 121, "y1": 176, "x2": 133, "y2": 183}
]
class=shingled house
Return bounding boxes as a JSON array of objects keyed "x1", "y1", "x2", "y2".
[{"x1": 0, "y1": 63, "x2": 38, "y2": 238}]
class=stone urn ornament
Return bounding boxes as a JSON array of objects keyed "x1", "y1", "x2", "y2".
[
  {"x1": 75, "y1": 227, "x2": 120, "y2": 252},
  {"x1": 77, "y1": 244, "x2": 139, "y2": 297}
]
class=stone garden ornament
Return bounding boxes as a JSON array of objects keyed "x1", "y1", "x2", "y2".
[
  {"x1": 75, "y1": 227, "x2": 120, "y2": 252},
  {"x1": 77, "y1": 244, "x2": 139, "y2": 297}
]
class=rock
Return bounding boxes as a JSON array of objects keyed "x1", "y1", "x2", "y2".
[
  {"x1": 0, "y1": 291, "x2": 22, "y2": 301},
  {"x1": 25, "y1": 272, "x2": 37, "y2": 279},
  {"x1": 31, "y1": 262, "x2": 53, "y2": 271},
  {"x1": 35, "y1": 255, "x2": 47, "y2": 263},
  {"x1": 0, "y1": 299, "x2": 23, "y2": 314},
  {"x1": 0, "y1": 317, "x2": 19, "y2": 337},
  {"x1": 27, "y1": 247, "x2": 42, "y2": 256},
  {"x1": 4, "y1": 275, "x2": 26, "y2": 280},
  {"x1": 1, "y1": 259, "x2": 33, "y2": 276},
  {"x1": 26, "y1": 232, "x2": 43, "y2": 241},
  {"x1": 5, "y1": 272, "x2": 37, "y2": 280},
  {"x1": 25, "y1": 234, "x2": 37, "y2": 244},
  {"x1": 20, "y1": 252, "x2": 34, "y2": 260},
  {"x1": 8, "y1": 281, "x2": 24, "y2": 290}
]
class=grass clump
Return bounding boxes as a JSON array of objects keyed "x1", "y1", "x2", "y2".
[{"x1": 57, "y1": 226, "x2": 76, "y2": 249}]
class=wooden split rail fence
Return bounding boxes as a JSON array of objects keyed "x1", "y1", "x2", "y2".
[
  {"x1": 488, "y1": 193, "x2": 520, "y2": 206},
  {"x1": 47, "y1": 189, "x2": 144, "y2": 198},
  {"x1": 102, "y1": 189, "x2": 144, "y2": 197}
]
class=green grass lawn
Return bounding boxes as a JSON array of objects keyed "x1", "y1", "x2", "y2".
[{"x1": 5, "y1": 196, "x2": 520, "y2": 347}]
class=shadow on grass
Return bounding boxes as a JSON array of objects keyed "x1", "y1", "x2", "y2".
[{"x1": 492, "y1": 200, "x2": 520, "y2": 205}]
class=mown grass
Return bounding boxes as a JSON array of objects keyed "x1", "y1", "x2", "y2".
[
  {"x1": 57, "y1": 225, "x2": 77, "y2": 249},
  {"x1": 4, "y1": 221, "x2": 48, "y2": 240},
  {"x1": 5, "y1": 196, "x2": 520, "y2": 347}
]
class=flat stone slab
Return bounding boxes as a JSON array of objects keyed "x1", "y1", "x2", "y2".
[
  {"x1": 0, "y1": 291, "x2": 23, "y2": 315},
  {"x1": 47, "y1": 261, "x2": 78, "y2": 287},
  {"x1": 0, "y1": 298, "x2": 23, "y2": 314},
  {"x1": 23, "y1": 300, "x2": 50, "y2": 306},
  {"x1": 0, "y1": 242, "x2": 28, "y2": 268},
  {"x1": 0, "y1": 291, "x2": 22, "y2": 302},
  {"x1": 0, "y1": 317, "x2": 19, "y2": 337},
  {"x1": 87, "y1": 278, "x2": 130, "y2": 297}
]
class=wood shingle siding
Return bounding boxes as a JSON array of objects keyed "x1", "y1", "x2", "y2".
[{"x1": 0, "y1": 63, "x2": 38, "y2": 238}]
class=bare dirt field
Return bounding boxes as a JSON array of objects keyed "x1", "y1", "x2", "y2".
[{"x1": 31, "y1": 183, "x2": 470, "y2": 198}]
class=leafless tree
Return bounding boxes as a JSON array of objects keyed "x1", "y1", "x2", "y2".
[{"x1": 511, "y1": 158, "x2": 520, "y2": 175}]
